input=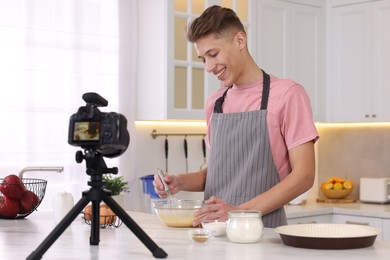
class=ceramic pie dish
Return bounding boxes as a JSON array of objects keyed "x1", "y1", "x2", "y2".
[{"x1": 274, "y1": 223, "x2": 381, "y2": 249}]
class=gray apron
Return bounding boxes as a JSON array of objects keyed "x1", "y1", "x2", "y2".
[{"x1": 205, "y1": 70, "x2": 287, "y2": 228}]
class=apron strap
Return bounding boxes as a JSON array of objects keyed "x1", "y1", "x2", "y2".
[
  {"x1": 260, "y1": 70, "x2": 270, "y2": 110},
  {"x1": 213, "y1": 70, "x2": 271, "y2": 113},
  {"x1": 213, "y1": 86, "x2": 232, "y2": 113}
]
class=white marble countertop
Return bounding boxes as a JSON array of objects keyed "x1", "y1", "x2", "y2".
[
  {"x1": 285, "y1": 198, "x2": 390, "y2": 219},
  {"x1": 1, "y1": 208, "x2": 390, "y2": 260}
]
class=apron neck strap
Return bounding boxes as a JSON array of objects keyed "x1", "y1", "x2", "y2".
[
  {"x1": 213, "y1": 86, "x2": 232, "y2": 113},
  {"x1": 260, "y1": 70, "x2": 270, "y2": 110},
  {"x1": 213, "y1": 70, "x2": 271, "y2": 113}
]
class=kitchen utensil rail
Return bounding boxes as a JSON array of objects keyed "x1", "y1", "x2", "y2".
[{"x1": 151, "y1": 129, "x2": 206, "y2": 139}]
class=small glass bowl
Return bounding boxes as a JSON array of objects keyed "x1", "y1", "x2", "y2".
[
  {"x1": 201, "y1": 220, "x2": 227, "y2": 236},
  {"x1": 187, "y1": 228, "x2": 214, "y2": 244}
]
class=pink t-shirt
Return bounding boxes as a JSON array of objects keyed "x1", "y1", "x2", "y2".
[{"x1": 205, "y1": 74, "x2": 319, "y2": 180}]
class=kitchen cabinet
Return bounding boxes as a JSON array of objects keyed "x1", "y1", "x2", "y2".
[
  {"x1": 137, "y1": 0, "x2": 252, "y2": 120},
  {"x1": 287, "y1": 214, "x2": 332, "y2": 224},
  {"x1": 383, "y1": 219, "x2": 390, "y2": 241},
  {"x1": 256, "y1": 0, "x2": 325, "y2": 121},
  {"x1": 328, "y1": 0, "x2": 390, "y2": 122},
  {"x1": 137, "y1": 0, "x2": 205, "y2": 120},
  {"x1": 332, "y1": 214, "x2": 383, "y2": 240}
]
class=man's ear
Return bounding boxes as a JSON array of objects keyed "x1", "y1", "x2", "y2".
[{"x1": 235, "y1": 31, "x2": 247, "y2": 50}]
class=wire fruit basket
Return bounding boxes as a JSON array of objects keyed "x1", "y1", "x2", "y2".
[
  {"x1": 81, "y1": 204, "x2": 122, "y2": 228},
  {"x1": 82, "y1": 212, "x2": 122, "y2": 228},
  {"x1": 0, "y1": 178, "x2": 47, "y2": 219}
]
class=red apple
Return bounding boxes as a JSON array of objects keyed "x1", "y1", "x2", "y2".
[
  {"x1": 0, "y1": 174, "x2": 26, "y2": 200},
  {"x1": 0, "y1": 196, "x2": 20, "y2": 218},
  {"x1": 19, "y1": 190, "x2": 40, "y2": 214}
]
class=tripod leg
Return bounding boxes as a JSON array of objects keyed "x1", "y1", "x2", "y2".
[
  {"x1": 102, "y1": 195, "x2": 168, "y2": 259},
  {"x1": 90, "y1": 198, "x2": 101, "y2": 245},
  {"x1": 26, "y1": 196, "x2": 90, "y2": 260}
]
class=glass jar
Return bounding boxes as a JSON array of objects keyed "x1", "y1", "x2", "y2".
[{"x1": 226, "y1": 210, "x2": 263, "y2": 243}]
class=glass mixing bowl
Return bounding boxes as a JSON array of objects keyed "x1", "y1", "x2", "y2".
[{"x1": 153, "y1": 199, "x2": 204, "y2": 227}]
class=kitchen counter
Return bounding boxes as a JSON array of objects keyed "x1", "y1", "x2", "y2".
[
  {"x1": 1, "y1": 208, "x2": 390, "y2": 260},
  {"x1": 285, "y1": 198, "x2": 390, "y2": 219}
]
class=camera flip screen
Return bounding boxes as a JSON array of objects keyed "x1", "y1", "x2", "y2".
[{"x1": 73, "y1": 121, "x2": 100, "y2": 141}]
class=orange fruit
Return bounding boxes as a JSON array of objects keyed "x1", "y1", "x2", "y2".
[
  {"x1": 325, "y1": 176, "x2": 345, "y2": 184},
  {"x1": 325, "y1": 177, "x2": 336, "y2": 183},
  {"x1": 333, "y1": 182, "x2": 343, "y2": 190},
  {"x1": 333, "y1": 177, "x2": 345, "y2": 183},
  {"x1": 321, "y1": 182, "x2": 333, "y2": 190},
  {"x1": 343, "y1": 180, "x2": 353, "y2": 190}
]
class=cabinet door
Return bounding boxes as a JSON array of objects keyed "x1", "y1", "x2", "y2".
[
  {"x1": 256, "y1": 0, "x2": 289, "y2": 77},
  {"x1": 256, "y1": 0, "x2": 324, "y2": 120},
  {"x1": 287, "y1": 214, "x2": 332, "y2": 225},
  {"x1": 330, "y1": 3, "x2": 372, "y2": 122},
  {"x1": 289, "y1": 3, "x2": 324, "y2": 121},
  {"x1": 372, "y1": 1, "x2": 390, "y2": 121},
  {"x1": 383, "y1": 219, "x2": 390, "y2": 241},
  {"x1": 332, "y1": 214, "x2": 383, "y2": 240}
]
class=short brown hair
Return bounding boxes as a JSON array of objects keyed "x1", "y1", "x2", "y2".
[{"x1": 186, "y1": 5, "x2": 245, "y2": 43}]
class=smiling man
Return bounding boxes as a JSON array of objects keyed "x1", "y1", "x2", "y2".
[{"x1": 153, "y1": 5, "x2": 319, "y2": 228}]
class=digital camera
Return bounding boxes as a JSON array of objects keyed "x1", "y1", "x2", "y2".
[{"x1": 68, "y1": 92, "x2": 129, "y2": 158}]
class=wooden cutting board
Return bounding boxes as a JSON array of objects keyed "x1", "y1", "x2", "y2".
[{"x1": 316, "y1": 197, "x2": 358, "y2": 203}]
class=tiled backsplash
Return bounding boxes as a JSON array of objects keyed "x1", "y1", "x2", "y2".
[{"x1": 315, "y1": 123, "x2": 390, "y2": 199}]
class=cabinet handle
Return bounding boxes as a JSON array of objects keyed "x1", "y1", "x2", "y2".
[
  {"x1": 372, "y1": 114, "x2": 376, "y2": 118},
  {"x1": 365, "y1": 114, "x2": 369, "y2": 118},
  {"x1": 297, "y1": 221, "x2": 317, "y2": 224},
  {"x1": 345, "y1": 220, "x2": 369, "y2": 226}
]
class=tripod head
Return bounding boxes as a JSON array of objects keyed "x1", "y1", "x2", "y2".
[{"x1": 75, "y1": 149, "x2": 118, "y2": 189}]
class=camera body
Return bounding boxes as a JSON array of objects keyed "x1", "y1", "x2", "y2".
[{"x1": 68, "y1": 93, "x2": 129, "y2": 158}]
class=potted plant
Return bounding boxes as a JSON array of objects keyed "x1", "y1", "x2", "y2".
[{"x1": 102, "y1": 174, "x2": 129, "y2": 207}]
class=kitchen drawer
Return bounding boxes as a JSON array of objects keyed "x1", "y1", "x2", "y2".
[
  {"x1": 332, "y1": 214, "x2": 383, "y2": 240},
  {"x1": 287, "y1": 214, "x2": 332, "y2": 225}
]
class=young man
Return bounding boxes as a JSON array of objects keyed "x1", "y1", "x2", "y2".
[{"x1": 154, "y1": 5, "x2": 319, "y2": 228}]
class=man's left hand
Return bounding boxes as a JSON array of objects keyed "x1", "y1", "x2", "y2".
[{"x1": 192, "y1": 196, "x2": 240, "y2": 227}]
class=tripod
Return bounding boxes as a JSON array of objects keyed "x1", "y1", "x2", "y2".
[{"x1": 27, "y1": 150, "x2": 168, "y2": 259}]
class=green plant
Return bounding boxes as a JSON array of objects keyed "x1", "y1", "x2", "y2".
[{"x1": 102, "y1": 174, "x2": 129, "y2": 196}]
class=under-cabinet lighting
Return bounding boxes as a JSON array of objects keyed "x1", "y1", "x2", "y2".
[
  {"x1": 135, "y1": 120, "x2": 207, "y2": 127},
  {"x1": 316, "y1": 122, "x2": 390, "y2": 128}
]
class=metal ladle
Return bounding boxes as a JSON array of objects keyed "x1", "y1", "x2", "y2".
[{"x1": 156, "y1": 168, "x2": 179, "y2": 205}]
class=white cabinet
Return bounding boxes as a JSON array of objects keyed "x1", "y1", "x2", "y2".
[
  {"x1": 137, "y1": 0, "x2": 212, "y2": 120},
  {"x1": 332, "y1": 214, "x2": 383, "y2": 240},
  {"x1": 328, "y1": 0, "x2": 390, "y2": 122},
  {"x1": 287, "y1": 214, "x2": 332, "y2": 225},
  {"x1": 383, "y1": 219, "x2": 390, "y2": 241},
  {"x1": 256, "y1": 0, "x2": 325, "y2": 121}
]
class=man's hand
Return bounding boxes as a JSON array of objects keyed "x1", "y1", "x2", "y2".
[{"x1": 192, "y1": 196, "x2": 240, "y2": 226}]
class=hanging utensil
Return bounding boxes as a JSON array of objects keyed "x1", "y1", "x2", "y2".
[
  {"x1": 184, "y1": 135, "x2": 188, "y2": 172},
  {"x1": 200, "y1": 136, "x2": 207, "y2": 169},
  {"x1": 164, "y1": 136, "x2": 169, "y2": 172}
]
